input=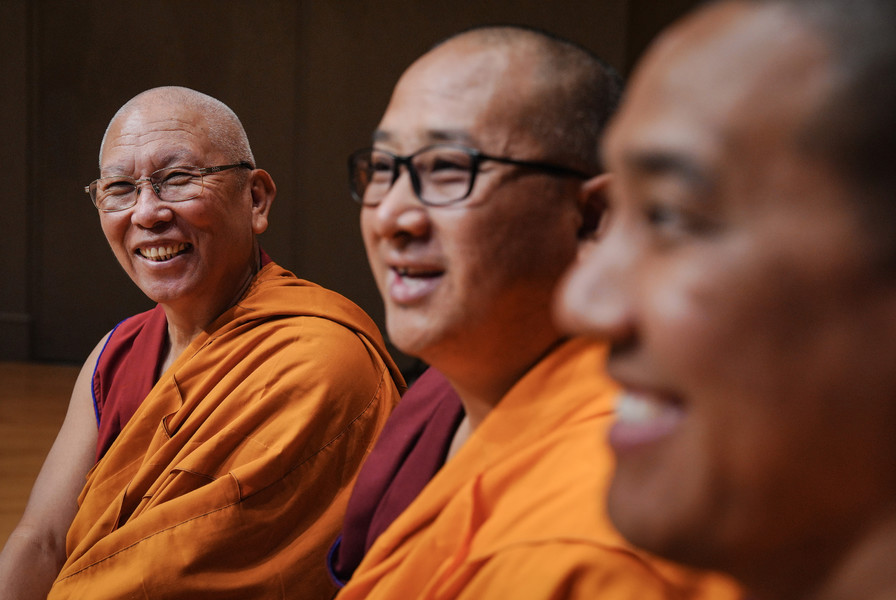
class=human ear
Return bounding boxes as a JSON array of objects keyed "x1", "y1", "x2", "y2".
[
  {"x1": 248, "y1": 169, "x2": 277, "y2": 235},
  {"x1": 576, "y1": 173, "x2": 611, "y2": 240}
]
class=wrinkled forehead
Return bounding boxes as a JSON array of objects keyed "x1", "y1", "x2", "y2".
[{"x1": 101, "y1": 102, "x2": 216, "y2": 173}]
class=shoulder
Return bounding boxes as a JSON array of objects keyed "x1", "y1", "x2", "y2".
[{"x1": 230, "y1": 271, "x2": 396, "y2": 381}]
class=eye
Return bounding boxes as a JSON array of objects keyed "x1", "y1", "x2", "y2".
[
  {"x1": 430, "y1": 156, "x2": 468, "y2": 172},
  {"x1": 421, "y1": 152, "x2": 471, "y2": 185},
  {"x1": 159, "y1": 168, "x2": 197, "y2": 186},
  {"x1": 370, "y1": 156, "x2": 392, "y2": 170},
  {"x1": 646, "y1": 203, "x2": 686, "y2": 227},
  {"x1": 101, "y1": 178, "x2": 136, "y2": 196},
  {"x1": 642, "y1": 198, "x2": 719, "y2": 245},
  {"x1": 367, "y1": 155, "x2": 394, "y2": 183}
]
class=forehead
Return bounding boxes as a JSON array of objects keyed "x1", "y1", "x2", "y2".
[
  {"x1": 604, "y1": 1, "x2": 832, "y2": 176},
  {"x1": 376, "y1": 40, "x2": 538, "y2": 149},
  {"x1": 101, "y1": 100, "x2": 215, "y2": 171}
]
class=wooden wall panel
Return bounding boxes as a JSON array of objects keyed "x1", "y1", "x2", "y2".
[
  {"x1": 0, "y1": 2, "x2": 32, "y2": 360},
  {"x1": 27, "y1": 0, "x2": 300, "y2": 362}
]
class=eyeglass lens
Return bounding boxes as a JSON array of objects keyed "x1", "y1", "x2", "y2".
[
  {"x1": 91, "y1": 167, "x2": 204, "y2": 211},
  {"x1": 353, "y1": 147, "x2": 476, "y2": 206}
]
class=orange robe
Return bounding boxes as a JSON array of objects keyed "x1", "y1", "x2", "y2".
[
  {"x1": 49, "y1": 262, "x2": 405, "y2": 599},
  {"x1": 336, "y1": 338, "x2": 742, "y2": 599}
]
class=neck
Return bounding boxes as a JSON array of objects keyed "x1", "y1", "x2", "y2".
[
  {"x1": 807, "y1": 510, "x2": 896, "y2": 600},
  {"x1": 159, "y1": 249, "x2": 261, "y2": 373},
  {"x1": 748, "y1": 509, "x2": 896, "y2": 600},
  {"x1": 440, "y1": 331, "x2": 564, "y2": 433}
]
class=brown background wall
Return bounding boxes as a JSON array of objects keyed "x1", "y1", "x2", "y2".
[{"x1": 0, "y1": 0, "x2": 699, "y2": 370}]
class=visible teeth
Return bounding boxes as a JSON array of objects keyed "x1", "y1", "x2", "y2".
[
  {"x1": 616, "y1": 391, "x2": 666, "y2": 424},
  {"x1": 140, "y1": 243, "x2": 188, "y2": 262}
]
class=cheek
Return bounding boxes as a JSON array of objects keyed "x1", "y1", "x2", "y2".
[
  {"x1": 641, "y1": 249, "x2": 773, "y2": 392},
  {"x1": 194, "y1": 202, "x2": 246, "y2": 240},
  {"x1": 99, "y1": 215, "x2": 129, "y2": 253},
  {"x1": 359, "y1": 214, "x2": 387, "y2": 283},
  {"x1": 474, "y1": 206, "x2": 578, "y2": 284},
  {"x1": 642, "y1": 258, "x2": 727, "y2": 360},
  {"x1": 359, "y1": 213, "x2": 377, "y2": 251}
]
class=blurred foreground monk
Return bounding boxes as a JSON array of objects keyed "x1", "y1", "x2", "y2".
[
  {"x1": 0, "y1": 86, "x2": 404, "y2": 599},
  {"x1": 557, "y1": 1, "x2": 896, "y2": 599},
  {"x1": 330, "y1": 26, "x2": 743, "y2": 599}
]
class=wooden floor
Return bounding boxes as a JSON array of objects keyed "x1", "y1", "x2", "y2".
[{"x1": 0, "y1": 361, "x2": 79, "y2": 548}]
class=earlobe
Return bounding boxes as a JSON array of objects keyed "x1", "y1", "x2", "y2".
[
  {"x1": 248, "y1": 169, "x2": 277, "y2": 235},
  {"x1": 577, "y1": 173, "x2": 612, "y2": 240}
]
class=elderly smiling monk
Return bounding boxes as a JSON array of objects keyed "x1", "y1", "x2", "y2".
[
  {"x1": 0, "y1": 86, "x2": 404, "y2": 599},
  {"x1": 557, "y1": 0, "x2": 896, "y2": 599},
  {"x1": 329, "y1": 26, "x2": 742, "y2": 600}
]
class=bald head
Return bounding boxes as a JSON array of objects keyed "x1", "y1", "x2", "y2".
[
  {"x1": 556, "y1": 1, "x2": 896, "y2": 597},
  {"x1": 100, "y1": 87, "x2": 254, "y2": 168},
  {"x1": 429, "y1": 26, "x2": 622, "y2": 174}
]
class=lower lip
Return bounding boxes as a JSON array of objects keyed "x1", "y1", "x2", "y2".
[
  {"x1": 608, "y1": 392, "x2": 685, "y2": 453},
  {"x1": 387, "y1": 269, "x2": 442, "y2": 304}
]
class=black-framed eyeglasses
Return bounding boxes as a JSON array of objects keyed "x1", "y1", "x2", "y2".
[
  {"x1": 348, "y1": 144, "x2": 592, "y2": 207},
  {"x1": 85, "y1": 162, "x2": 254, "y2": 213}
]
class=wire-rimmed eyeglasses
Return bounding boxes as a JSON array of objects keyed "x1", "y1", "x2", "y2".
[
  {"x1": 348, "y1": 144, "x2": 592, "y2": 207},
  {"x1": 85, "y1": 162, "x2": 253, "y2": 213}
]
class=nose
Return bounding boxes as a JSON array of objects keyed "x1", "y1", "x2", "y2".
[
  {"x1": 130, "y1": 181, "x2": 174, "y2": 229},
  {"x1": 363, "y1": 169, "x2": 430, "y2": 243},
  {"x1": 554, "y1": 223, "x2": 637, "y2": 346}
]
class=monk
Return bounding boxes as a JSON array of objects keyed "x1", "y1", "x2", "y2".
[
  {"x1": 329, "y1": 26, "x2": 742, "y2": 599},
  {"x1": 0, "y1": 87, "x2": 404, "y2": 599},
  {"x1": 556, "y1": 1, "x2": 896, "y2": 599}
]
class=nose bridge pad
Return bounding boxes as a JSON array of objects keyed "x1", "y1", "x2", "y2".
[
  {"x1": 134, "y1": 178, "x2": 163, "y2": 203},
  {"x1": 389, "y1": 160, "x2": 403, "y2": 188},
  {"x1": 131, "y1": 180, "x2": 170, "y2": 223},
  {"x1": 405, "y1": 159, "x2": 423, "y2": 200}
]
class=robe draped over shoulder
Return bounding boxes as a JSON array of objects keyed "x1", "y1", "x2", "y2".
[
  {"x1": 49, "y1": 261, "x2": 405, "y2": 599},
  {"x1": 335, "y1": 338, "x2": 742, "y2": 600}
]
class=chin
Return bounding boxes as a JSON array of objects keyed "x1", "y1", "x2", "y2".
[
  {"x1": 609, "y1": 469, "x2": 684, "y2": 556},
  {"x1": 608, "y1": 475, "x2": 733, "y2": 576},
  {"x1": 386, "y1": 322, "x2": 432, "y2": 360}
]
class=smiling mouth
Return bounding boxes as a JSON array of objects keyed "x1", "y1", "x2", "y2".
[
  {"x1": 394, "y1": 266, "x2": 442, "y2": 278},
  {"x1": 610, "y1": 389, "x2": 685, "y2": 451},
  {"x1": 138, "y1": 243, "x2": 191, "y2": 262},
  {"x1": 388, "y1": 266, "x2": 444, "y2": 303}
]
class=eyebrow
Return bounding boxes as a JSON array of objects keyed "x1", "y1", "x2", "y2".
[
  {"x1": 372, "y1": 129, "x2": 476, "y2": 146},
  {"x1": 622, "y1": 149, "x2": 713, "y2": 189}
]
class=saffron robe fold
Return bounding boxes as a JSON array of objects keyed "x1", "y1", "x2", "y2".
[
  {"x1": 49, "y1": 262, "x2": 405, "y2": 599},
  {"x1": 336, "y1": 338, "x2": 742, "y2": 599}
]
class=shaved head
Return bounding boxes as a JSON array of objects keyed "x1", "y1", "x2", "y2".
[
  {"x1": 433, "y1": 26, "x2": 622, "y2": 174},
  {"x1": 100, "y1": 86, "x2": 254, "y2": 168},
  {"x1": 750, "y1": 0, "x2": 896, "y2": 258}
]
